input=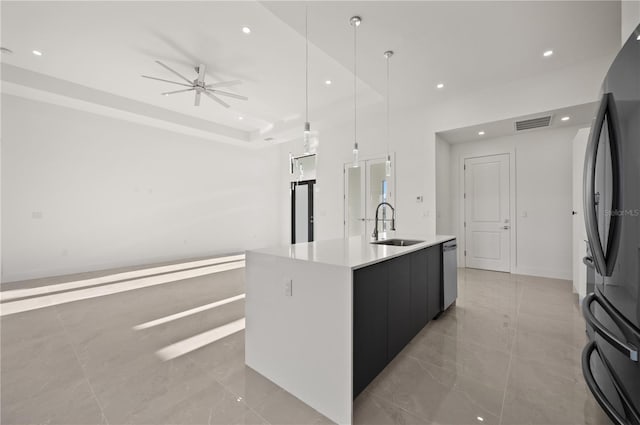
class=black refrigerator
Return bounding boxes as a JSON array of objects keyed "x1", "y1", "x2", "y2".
[{"x1": 581, "y1": 24, "x2": 640, "y2": 425}]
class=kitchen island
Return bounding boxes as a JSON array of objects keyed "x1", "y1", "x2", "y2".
[{"x1": 245, "y1": 235, "x2": 455, "y2": 424}]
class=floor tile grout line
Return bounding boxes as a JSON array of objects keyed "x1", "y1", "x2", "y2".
[
  {"x1": 402, "y1": 348, "x2": 508, "y2": 395},
  {"x1": 184, "y1": 355, "x2": 274, "y2": 425},
  {"x1": 362, "y1": 390, "x2": 429, "y2": 424},
  {"x1": 53, "y1": 305, "x2": 111, "y2": 425},
  {"x1": 498, "y1": 280, "x2": 523, "y2": 425},
  {"x1": 410, "y1": 353, "x2": 502, "y2": 420}
]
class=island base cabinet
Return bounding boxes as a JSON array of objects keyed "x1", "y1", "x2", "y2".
[
  {"x1": 353, "y1": 244, "x2": 445, "y2": 399},
  {"x1": 387, "y1": 254, "x2": 413, "y2": 360},
  {"x1": 409, "y1": 249, "x2": 429, "y2": 337},
  {"x1": 353, "y1": 260, "x2": 388, "y2": 399},
  {"x1": 426, "y1": 245, "x2": 443, "y2": 321}
]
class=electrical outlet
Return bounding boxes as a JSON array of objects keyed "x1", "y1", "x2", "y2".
[{"x1": 285, "y1": 279, "x2": 293, "y2": 296}]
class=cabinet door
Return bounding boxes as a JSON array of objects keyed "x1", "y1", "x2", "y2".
[
  {"x1": 410, "y1": 249, "x2": 429, "y2": 336},
  {"x1": 387, "y1": 254, "x2": 413, "y2": 360},
  {"x1": 353, "y1": 261, "x2": 388, "y2": 398},
  {"x1": 426, "y1": 245, "x2": 443, "y2": 320}
]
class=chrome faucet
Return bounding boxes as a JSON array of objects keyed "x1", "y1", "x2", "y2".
[{"x1": 372, "y1": 202, "x2": 396, "y2": 241}]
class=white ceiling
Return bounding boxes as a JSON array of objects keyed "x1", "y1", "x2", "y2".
[
  {"x1": 1, "y1": 1, "x2": 621, "y2": 145},
  {"x1": 437, "y1": 101, "x2": 598, "y2": 144}
]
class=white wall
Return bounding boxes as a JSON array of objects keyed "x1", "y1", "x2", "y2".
[
  {"x1": 449, "y1": 126, "x2": 581, "y2": 280},
  {"x1": 274, "y1": 53, "x2": 614, "y2": 250},
  {"x1": 275, "y1": 54, "x2": 613, "y2": 248},
  {"x1": 572, "y1": 128, "x2": 590, "y2": 299},
  {"x1": 621, "y1": 1, "x2": 640, "y2": 45},
  {"x1": 436, "y1": 136, "x2": 452, "y2": 235},
  {"x1": 278, "y1": 102, "x2": 437, "y2": 245},
  {"x1": 1, "y1": 94, "x2": 282, "y2": 282}
]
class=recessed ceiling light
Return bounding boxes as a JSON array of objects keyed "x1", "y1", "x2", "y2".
[
  {"x1": 478, "y1": 131, "x2": 485, "y2": 136},
  {"x1": 637, "y1": 34, "x2": 640, "y2": 41},
  {"x1": 32, "y1": 50, "x2": 43, "y2": 56},
  {"x1": 238, "y1": 116, "x2": 244, "y2": 120},
  {"x1": 561, "y1": 116, "x2": 570, "y2": 121},
  {"x1": 477, "y1": 417, "x2": 484, "y2": 422},
  {"x1": 325, "y1": 80, "x2": 332, "y2": 85},
  {"x1": 436, "y1": 83, "x2": 444, "y2": 89},
  {"x1": 543, "y1": 50, "x2": 553, "y2": 57},
  {"x1": 242, "y1": 26, "x2": 251, "y2": 34}
]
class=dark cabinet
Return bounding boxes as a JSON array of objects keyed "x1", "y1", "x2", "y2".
[
  {"x1": 410, "y1": 249, "x2": 429, "y2": 337},
  {"x1": 388, "y1": 254, "x2": 413, "y2": 360},
  {"x1": 353, "y1": 260, "x2": 388, "y2": 398},
  {"x1": 426, "y1": 245, "x2": 442, "y2": 321},
  {"x1": 353, "y1": 244, "x2": 443, "y2": 399}
]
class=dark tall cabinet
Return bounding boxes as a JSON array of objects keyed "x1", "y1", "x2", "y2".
[{"x1": 353, "y1": 244, "x2": 445, "y2": 399}]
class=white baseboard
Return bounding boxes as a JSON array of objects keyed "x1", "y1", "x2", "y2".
[{"x1": 512, "y1": 266, "x2": 572, "y2": 281}]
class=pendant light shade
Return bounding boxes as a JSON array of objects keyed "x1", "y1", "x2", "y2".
[
  {"x1": 350, "y1": 16, "x2": 361, "y2": 167},
  {"x1": 384, "y1": 50, "x2": 393, "y2": 177}
]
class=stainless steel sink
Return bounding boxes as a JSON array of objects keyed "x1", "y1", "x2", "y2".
[{"x1": 370, "y1": 239, "x2": 424, "y2": 247}]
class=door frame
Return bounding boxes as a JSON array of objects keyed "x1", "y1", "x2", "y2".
[
  {"x1": 291, "y1": 179, "x2": 315, "y2": 244},
  {"x1": 343, "y1": 153, "x2": 397, "y2": 238},
  {"x1": 458, "y1": 151, "x2": 516, "y2": 273}
]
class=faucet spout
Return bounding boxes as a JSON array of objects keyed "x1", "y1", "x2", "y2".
[{"x1": 372, "y1": 202, "x2": 396, "y2": 241}]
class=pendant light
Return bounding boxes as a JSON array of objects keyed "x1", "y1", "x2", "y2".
[
  {"x1": 384, "y1": 50, "x2": 393, "y2": 177},
  {"x1": 350, "y1": 16, "x2": 361, "y2": 167},
  {"x1": 303, "y1": 5, "x2": 311, "y2": 154}
]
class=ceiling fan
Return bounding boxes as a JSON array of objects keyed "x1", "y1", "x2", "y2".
[{"x1": 142, "y1": 61, "x2": 248, "y2": 108}]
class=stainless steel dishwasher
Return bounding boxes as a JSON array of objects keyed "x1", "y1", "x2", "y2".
[{"x1": 442, "y1": 240, "x2": 457, "y2": 310}]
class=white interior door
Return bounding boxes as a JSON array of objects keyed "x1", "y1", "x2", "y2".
[
  {"x1": 464, "y1": 154, "x2": 510, "y2": 272},
  {"x1": 344, "y1": 157, "x2": 395, "y2": 238}
]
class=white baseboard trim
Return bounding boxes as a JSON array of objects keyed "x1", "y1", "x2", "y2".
[{"x1": 512, "y1": 266, "x2": 572, "y2": 281}]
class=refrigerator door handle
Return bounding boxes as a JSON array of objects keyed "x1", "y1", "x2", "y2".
[
  {"x1": 583, "y1": 93, "x2": 622, "y2": 277},
  {"x1": 583, "y1": 94, "x2": 609, "y2": 276},
  {"x1": 582, "y1": 341, "x2": 640, "y2": 425},
  {"x1": 583, "y1": 293, "x2": 639, "y2": 362},
  {"x1": 602, "y1": 94, "x2": 622, "y2": 276}
]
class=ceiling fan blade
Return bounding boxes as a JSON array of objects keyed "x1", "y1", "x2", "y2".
[
  {"x1": 195, "y1": 91, "x2": 201, "y2": 106},
  {"x1": 142, "y1": 75, "x2": 193, "y2": 87},
  {"x1": 204, "y1": 91, "x2": 230, "y2": 108},
  {"x1": 206, "y1": 80, "x2": 242, "y2": 89},
  {"x1": 197, "y1": 64, "x2": 206, "y2": 84},
  {"x1": 161, "y1": 88, "x2": 195, "y2": 95},
  {"x1": 208, "y1": 89, "x2": 248, "y2": 101},
  {"x1": 155, "y1": 60, "x2": 194, "y2": 85}
]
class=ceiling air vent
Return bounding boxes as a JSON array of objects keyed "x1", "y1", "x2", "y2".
[{"x1": 514, "y1": 115, "x2": 552, "y2": 131}]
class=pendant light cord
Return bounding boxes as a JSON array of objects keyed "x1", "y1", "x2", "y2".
[
  {"x1": 386, "y1": 54, "x2": 390, "y2": 157},
  {"x1": 305, "y1": 5, "x2": 309, "y2": 124},
  {"x1": 353, "y1": 19, "x2": 357, "y2": 147}
]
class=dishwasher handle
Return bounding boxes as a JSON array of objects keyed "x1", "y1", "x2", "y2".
[{"x1": 443, "y1": 242, "x2": 457, "y2": 252}]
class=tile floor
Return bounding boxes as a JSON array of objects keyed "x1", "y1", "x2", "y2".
[{"x1": 1, "y1": 261, "x2": 610, "y2": 424}]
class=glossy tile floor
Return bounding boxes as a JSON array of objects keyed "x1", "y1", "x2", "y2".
[{"x1": 1, "y1": 260, "x2": 610, "y2": 425}]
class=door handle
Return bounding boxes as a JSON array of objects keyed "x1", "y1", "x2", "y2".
[
  {"x1": 583, "y1": 256, "x2": 595, "y2": 269},
  {"x1": 502, "y1": 226, "x2": 510, "y2": 230}
]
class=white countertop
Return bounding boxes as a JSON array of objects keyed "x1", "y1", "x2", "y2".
[{"x1": 248, "y1": 234, "x2": 456, "y2": 270}]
